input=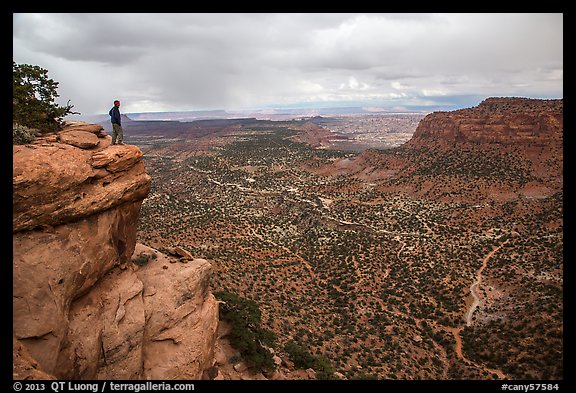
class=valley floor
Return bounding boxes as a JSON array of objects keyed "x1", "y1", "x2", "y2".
[{"x1": 129, "y1": 121, "x2": 563, "y2": 380}]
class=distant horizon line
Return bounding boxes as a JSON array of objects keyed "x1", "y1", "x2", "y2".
[
  {"x1": 66, "y1": 95, "x2": 562, "y2": 119},
  {"x1": 65, "y1": 95, "x2": 562, "y2": 121},
  {"x1": 66, "y1": 105, "x2": 454, "y2": 120}
]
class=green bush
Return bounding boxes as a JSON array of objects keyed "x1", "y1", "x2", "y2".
[
  {"x1": 214, "y1": 290, "x2": 276, "y2": 371},
  {"x1": 13, "y1": 62, "x2": 78, "y2": 134},
  {"x1": 132, "y1": 255, "x2": 149, "y2": 266},
  {"x1": 284, "y1": 340, "x2": 335, "y2": 379},
  {"x1": 284, "y1": 340, "x2": 316, "y2": 369},
  {"x1": 13, "y1": 122, "x2": 38, "y2": 145},
  {"x1": 132, "y1": 251, "x2": 157, "y2": 267}
]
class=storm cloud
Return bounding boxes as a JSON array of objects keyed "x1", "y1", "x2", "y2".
[{"x1": 13, "y1": 13, "x2": 563, "y2": 115}]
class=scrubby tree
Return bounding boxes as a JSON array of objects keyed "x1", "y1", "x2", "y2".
[
  {"x1": 13, "y1": 62, "x2": 78, "y2": 135},
  {"x1": 284, "y1": 340, "x2": 335, "y2": 379},
  {"x1": 214, "y1": 290, "x2": 276, "y2": 371}
]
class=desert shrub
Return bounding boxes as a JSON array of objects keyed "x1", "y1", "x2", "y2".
[
  {"x1": 132, "y1": 251, "x2": 157, "y2": 266},
  {"x1": 284, "y1": 340, "x2": 335, "y2": 379},
  {"x1": 214, "y1": 290, "x2": 276, "y2": 371},
  {"x1": 13, "y1": 122, "x2": 38, "y2": 145},
  {"x1": 353, "y1": 372, "x2": 379, "y2": 380},
  {"x1": 284, "y1": 340, "x2": 316, "y2": 369},
  {"x1": 132, "y1": 255, "x2": 149, "y2": 266}
]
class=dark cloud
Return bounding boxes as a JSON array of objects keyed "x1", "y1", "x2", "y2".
[{"x1": 13, "y1": 13, "x2": 563, "y2": 114}]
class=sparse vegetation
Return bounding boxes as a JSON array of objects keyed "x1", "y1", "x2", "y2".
[
  {"x1": 133, "y1": 111, "x2": 562, "y2": 380},
  {"x1": 13, "y1": 122, "x2": 39, "y2": 145},
  {"x1": 214, "y1": 290, "x2": 277, "y2": 372},
  {"x1": 131, "y1": 251, "x2": 157, "y2": 267},
  {"x1": 284, "y1": 340, "x2": 335, "y2": 379}
]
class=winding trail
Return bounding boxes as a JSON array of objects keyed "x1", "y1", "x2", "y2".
[
  {"x1": 198, "y1": 163, "x2": 513, "y2": 378},
  {"x1": 247, "y1": 227, "x2": 318, "y2": 282},
  {"x1": 448, "y1": 237, "x2": 511, "y2": 379},
  {"x1": 464, "y1": 238, "x2": 510, "y2": 327}
]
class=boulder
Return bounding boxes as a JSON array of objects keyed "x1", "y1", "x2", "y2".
[
  {"x1": 173, "y1": 246, "x2": 194, "y2": 260},
  {"x1": 53, "y1": 248, "x2": 219, "y2": 380},
  {"x1": 136, "y1": 255, "x2": 219, "y2": 380},
  {"x1": 91, "y1": 145, "x2": 144, "y2": 173},
  {"x1": 57, "y1": 130, "x2": 100, "y2": 149},
  {"x1": 13, "y1": 142, "x2": 150, "y2": 232},
  {"x1": 61, "y1": 122, "x2": 106, "y2": 137}
]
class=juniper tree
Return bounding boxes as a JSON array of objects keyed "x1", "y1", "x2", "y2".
[{"x1": 13, "y1": 62, "x2": 78, "y2": 134}]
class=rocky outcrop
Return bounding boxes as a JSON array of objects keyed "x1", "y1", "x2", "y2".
[
  {"x1": 406, "y1": 97, "x2": 563, "y2": 148},
  {"x1": 13, "y1": 124, "x2": 219, "y2": 380},
  {"x1": 404, "y1": 97, "x2": 563, "y2": 198},
  {"x1": 307, "y1": 97, "x2": 563, "y2": 203},
  {"x1": 55, "y1": 244, "x2": 218, "y2": 380},
  {"x1": 13, "y1": 124, "x2": 150, "y2": 234},
  {"x1": 13, "y1": 335, "x2": 57, "y2": 380}
]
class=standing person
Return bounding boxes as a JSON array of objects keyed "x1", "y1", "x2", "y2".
[{"x1": 109, "y1": 100, "x2": 124, "y2": 145}]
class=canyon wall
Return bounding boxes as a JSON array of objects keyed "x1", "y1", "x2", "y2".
[
  {"x1": 13, "y1": 124, "x2": 218, "y2": 380},
  {"x1": 318, "y1": 97, "x2": 563, "y2": 202},
  {"x1": 406, "y1": 97, "x2": 562, "y2": 148}
]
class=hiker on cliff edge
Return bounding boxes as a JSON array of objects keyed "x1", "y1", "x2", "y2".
[{"x1": 109, "y1": 100, "x2": 124, "y2": 145}]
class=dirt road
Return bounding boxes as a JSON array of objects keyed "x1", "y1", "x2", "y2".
[{"x1": 464, "y1": 238, "x2": 509, "y2": 327}]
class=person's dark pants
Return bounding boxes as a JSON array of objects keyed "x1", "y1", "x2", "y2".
[{"x1": 112, "y1": 123, "x2": 124, "y2": 144}]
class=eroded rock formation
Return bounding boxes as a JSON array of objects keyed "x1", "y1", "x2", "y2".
[
  {"x1": 406, "y1": 97, "x2": 563, "y2": 148},
  {"x1": 13, "y1": 124, "x2": 218, "y2": 380},
  {"x1": 310, "y1": 97, "x2": 563, "y2": 203}
]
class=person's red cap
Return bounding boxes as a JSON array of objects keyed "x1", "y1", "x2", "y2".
[{"x1": 114, "y1": 100, "x2": 120, "y2": 105}]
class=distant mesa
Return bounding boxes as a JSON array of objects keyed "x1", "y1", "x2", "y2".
[
  {"x1": 312, "y1": 97, "x2": 563, "y2": 204},
  {"x1": 406, "y1": 97, "x2": 563, "y2": 148}
]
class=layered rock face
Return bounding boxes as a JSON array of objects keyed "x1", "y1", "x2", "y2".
[
  {"x1": 406, "y1": 97, "x2": 563, "y2": 147},
  {"x1": 309, "y1": 97, "x2": 563, "y2": 204},
  {"x1": 13, "y1": 124, "x2": 218, "y2": 380},
  {"x1": 404, "y1": 97, "x2": 563, "y2": 198}
]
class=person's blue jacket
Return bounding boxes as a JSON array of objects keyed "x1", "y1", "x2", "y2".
[{"x1": 109, "y1": 106, "x2": 121, "y2": 125}]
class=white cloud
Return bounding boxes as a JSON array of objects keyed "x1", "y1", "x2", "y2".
[
  {"x1": 391, "y1": 81, "x2": 410, "y2": 90},
  {"x1": 339, "y1": 76, "x2": 370, "y2": 90},
  {"x1": 421, "y1": 88, "x2": 448, "y2": 97}
]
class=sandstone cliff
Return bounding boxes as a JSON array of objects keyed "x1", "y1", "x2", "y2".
[
  {"x1": 13, "y1": 124, "x2": 219, "y2": 380},
  {"x1": 312, "y1": 97, "x2": 563, "y2": 203},
  {"x1": 406, "y1": 97, "x2": 562, "y2": 148}
]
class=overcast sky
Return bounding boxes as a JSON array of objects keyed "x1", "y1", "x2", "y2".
[{"x1": 13, "y1": 13, "x2": 563, "y2": 115}]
